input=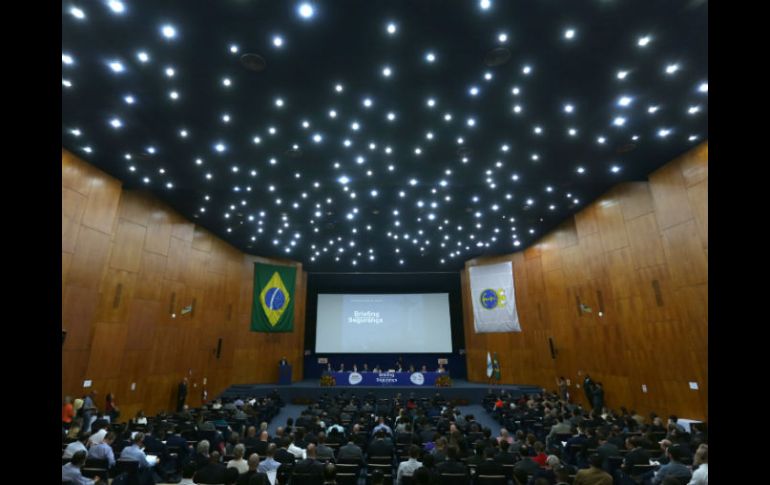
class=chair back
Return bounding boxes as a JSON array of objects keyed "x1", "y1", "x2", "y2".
[
  {"x1": 439, "y1": 472, "x2": 467, "y2": 485},
  {"x1": 476, "y1": 475, "x2": 507, "y2": 485}
]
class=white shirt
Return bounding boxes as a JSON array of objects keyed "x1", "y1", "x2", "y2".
[
  {"x1": 227, "y1": 458, "x2": 249, "y2": 475},
  {"x1": 288, "y1": 442, "x2": 307, "y2": 459},
  {"x1": 63, "y1": 441, "x2": 87, "y2": 459},
  {"x1": 396, "y1": 458, "x2": 423, "y2": 485},
  {"x1": 688, "y1": 463, "x2": 707, "y2": 485}
]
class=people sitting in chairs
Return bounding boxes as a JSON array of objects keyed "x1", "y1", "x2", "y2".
[
  {"x1": 87, "y1": 431, "x2": 116, "y2": 468},
  {"x1": 63, "y1": 450, "x2": 103, "y2": 484},
  {"x1": 257, "y1": 443, "x2": 282, "y2": 474}
]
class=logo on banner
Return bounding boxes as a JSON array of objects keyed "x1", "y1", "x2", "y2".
[
  {"x1": 480, "y1": 288, "x2": 507, "y2": 309},
  {"x1": 348, "y1": 372, "x2": 363, "y2": 385},
  {"x1": 410, "y1": 372, "x2": 425, "y2": 385}
]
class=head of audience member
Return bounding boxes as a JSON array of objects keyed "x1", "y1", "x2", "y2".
[
  {"x1": 666, "y1": 444, "x2": 684, "y2": 463},
  {"x1": 323, "y1": 463, "x2": 336, "y2": 482},
  {"x1": 275, "y1": 426, "x2": 284, "y2": 438},
  {"x1": 210, "y1": 450, "x2": 221, "y2": 464},
  {"x1": 500, "y1": 439, "x2": 511, "y2": 453},
  {"x1": 534, "y1": 441, "x2": 545, "y2": 454},
  {"x1": 589, "y1": 453, "x2": 603, "y2": 469},
  {"x1": 484, "y1": 447, "x2": 497, "y2": 460},
  {"x1": 103, "y1": 432, "x2": 116, "y2": 446},
  {"x1": 266, "y1": 443, "x2": 277, "y2": 458},
  {"x1": 421, "y1": 453, "x2": 435, "y2": 469},
  {"x1": 197, "y1": 440, "x2": 211, "y2": 456},
  {"x1": 233, "y1": 444, "x2": 245, "y2": 460},
  {"x1": 247, "y1": 453, "x2": 260, "y2": 471},
  {"x1": 71, "y1": 450, "x2": 88, "y2": 468},
  {"x1": 77, "y1": 431, "x2": 90, "y2": 444},
  {"x1": 306, "y1": 443, "x2": 317, "y2": 459},
  {"x1": 446, "y1": 445, "x2": 459, "y2": 462},
  {"x1": 413, "y1": 467, "x2": 430, "y2": 485},
  {"x1": 694, "y1": 444, "x2": 708, "y2": 467},
  {"x1": 408, "y1": 444, "x2": 420, "y2": 460},
  {"x1": 133, "y1": 432, "x2": 145, "y2": 448},
  {"x1": 246, "y1": 426, "x2": 257, "y2": 438},
  {"x1": 546, "y1": 455, "x2": 560, "y2": 469}
]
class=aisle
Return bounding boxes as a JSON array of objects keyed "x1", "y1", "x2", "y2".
[
  {"x1": 268, "y1": 404, "x2": 306, "y2": 436},
  {"x1": 457, "y1": 404, "x2": 501, "y2": 432}
]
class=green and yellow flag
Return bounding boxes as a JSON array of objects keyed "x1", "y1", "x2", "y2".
[
  {"x1": 251, "y1": 263, "x2": 296, "y2": 332},
  {"x1": 492, "y1": 352, "x2": 501, "y2": 381}
]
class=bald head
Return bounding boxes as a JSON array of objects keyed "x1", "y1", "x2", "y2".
[
  {"x1": 306, "y1": 443, "x2": 317, "y2": 459},
  {"x1": 259, "y1": 430, "x2": 269, "y2": 441},
  {"x1": 248, "y1": 453, "x2": 260, "y2": 470}
]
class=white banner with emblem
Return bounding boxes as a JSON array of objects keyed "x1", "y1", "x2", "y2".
[{"x1": 469, "y1": 261, "x2": 521, "y2": 333}]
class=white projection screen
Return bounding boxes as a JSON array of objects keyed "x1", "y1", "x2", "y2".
[{"x1": 315, "y1": 293, "x2": 453, "y2": 353}]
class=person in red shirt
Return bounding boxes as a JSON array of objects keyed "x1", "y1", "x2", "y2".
[
  {"x1": 494, "y1": 398, "x2": 504, "y2": 410},
  {"x1": 62, "y1": 396, "x2": 75, "y2": 429},
  {"x1": 532, "y1": 441, "x2": 548, "y2": 467}
]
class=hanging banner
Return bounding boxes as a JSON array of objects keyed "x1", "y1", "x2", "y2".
[{"x1": 469, "y1": 261, "x2": 521, "y2": 333}]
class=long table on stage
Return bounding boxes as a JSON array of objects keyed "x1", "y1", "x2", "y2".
[{"x1": 327, "y1": 371, "x2": 446, "y2": 386}]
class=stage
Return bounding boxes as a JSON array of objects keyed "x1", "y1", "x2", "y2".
[{"x1": 219, "y1": 378, "x2": 544, "y2": 404}]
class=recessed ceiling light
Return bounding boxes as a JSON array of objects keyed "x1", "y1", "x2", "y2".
[
  {"x1": 688, "y1": 105, "x2": 701, "y2": 115},
  {"x1": 62, "y1": 54, "x2": 74, "y2": 65},
  {"x1": 522, "y1": 65, "x2": 532, "y2": 75},
  {"x1": 564, "y1": 103, "x2": 574, "y2": 113},
  {"x1": 382, "y1": 66, "x2": 392, "y2": 77},
  {"x1": 688, "y1": 135, "x2": 699, "y2": 142},
  {"x1": 613, "y1": 116, "x2": 626, "y2": 126},
  {"x1": 425, "y1": 52, "x2": 436, "y2": 63},
  {"x1": 70, "y1": 6, "x2": 86, "y2": 19},
  {"x1": 363, "y1": 98, "x2": 373, "y2": 108},
  {"x1": 480, "y1": 0, "x2": 491, "y2": 10},
  {"x1": 161, "y1": 24, "x2": 177, "y2": 39},
  {"x1": 165, "y1": 67, "x2": 175, "y2": 77},
  {"x1": 617, "y1": 96, "x2": 633, "y2": 107},
  {"x1": 275, "y1": 98, "x2": 284, "y2": 107},
  {"x1": 273, "y1": 35, "x2": 284, "y2": 47},
  {"x1": 252, "y1": 135, "x2": 262, "y2": 145},
  {"x1": 70, "y1": 129, "x2": 81, "y2": 137},
  {"x1": 597, "y1": 136, "x2": 606, "y2": 144},
  {"x1": 386, "y1": 22, "x2": 397, "y2": 34},
  {"x1": 576, "y1": 166, "x2": 585, "y2": 174},
  {"x1": 107, "y1": 1, "x2": 125, "y2": 14},
  {"x1": 611, "y1": 165, "x2": 621, "y2": 173},
  {"x1": 109, "y1": 118, "x2": 122, "y2": 128},
  {"x1": 179, "y1": 129, "x2": 188, "y2": 138},
  {"x1": 648, "y1": 105, "x2": 660, "y2": 114},
  {"x1": 658, "y1": 128, "x2": 672, "y2": 138},
  {"x1": 335, "y1": 83, "x2": 343, "y2": 93},
  {"x1": 617, "y1": 70, "x2": 629, "y2": 80},
  {"x1": 665, "y1": 63, "x2": 680, "y2": 74},
  {"x1": 564, "y1": 28, "x2": 576, "y2": 40},
  {"x1": 698, "y1": 82, "x2": 708, "y2": 93},
  {"x1": 222, "y1": 78, "x2": 232, "y2": 87},
  {"x1": 124, "y1": 95, "x2": 135, "y2": 104},
  {"x1": 313, "y1": 133, "x2": 323, "y2": 143},
  {"x1": 214, "y1": 142, "x2": 226, "y2": 152},
  {"x1": 229, "y1": 44, "x2": 239, "y2": 54},
  {"x1": 387, "y1": 112, "x2": 396, "y2": 121},
  {"x1": 469, "y1": 86, "x2": 479, "y2": 96},
  {"x1": 444, "y1": 113, "x2": 452, "y2": 121},
  {"x1": 498, "y1": 32, "x2": 508, "y2": 43},
  {"x1": 638, "y1": 35, "x2": 651, "y2": 47},
  {"x1": 298, "y1": 2, "x2": 315, "y2": 19},
  {"x1": 136, "y1": 51, "x2": 150, "y2": 63},
  {"x1": 83, "y1": 146, "x2": 92, "y2": 153},
  {"x1": 109, "y1": 61, "x2": 125, "y2": 73},
  {"x1": 484, "y1": 72, "x2": 493, "y2": 81}
]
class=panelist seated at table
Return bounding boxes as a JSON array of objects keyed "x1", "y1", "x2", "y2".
[
  {"x1": 437, "y1": 364, "x2": 447, "y2": 373},
  {"x1": 351, "y1": 364, "x2": 359, "y2": 372},
  {"x1": 421, "y1": 365, "x2": 428, "y2": 372},
  {"x1": 372, "y1": 364, "x2": 382, "y2": 372},
  {"x1": 362, "y1": 363, "x2": 370, "y2": 372},
  {"x1": 338, "y1": 363, "x2": 346, "y2": 372}
]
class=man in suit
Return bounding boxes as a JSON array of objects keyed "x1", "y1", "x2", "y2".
[
  {"x1": 582, "y1": 375, "x2": 594, "y2": 406},
  {"x1": 237, "y1": 453, "x2": 269, "y2": 485},
  {"x1": 368, "y1": 429, "x2": 394, "y2": 458},
  {"x1": 547, "y1": 413, "x2": 573, "y2": 448},
  {"x1": 337, "y1": 436, "x2": 364, "y2": 465},
  {"x1": 476, "y1": 447, "x2": 506, "y2": 477},
  {"x1": 279, "y1": 356, "x2": 289, "y2": 366},
  {"x1": 595, "y1": 429, "x2": 620, "y2": 470},
  {"x1": 436, "y1": 446, "x2": 469, "y2": 479},
  {"x1": 573, "y1": 453, "x2": 613, "y2": 485},
  {"x1": 275, "y1": 437, "x2": 297, "y2": 466},
  {"x1": 294, "y1": 443, "x2": 325, "y2": 481},
  {"x1": 652, "y1": 445, "x2": 692, "y2": 485},
  {"x1": 177, "y1": 378, "x2": 188, "y2": 413},
  {"x1": 194, "y1": 451, "x2": 230, "y2": 484},
  {"x1": 315, "y1": 433, "x2": 335, "y2": 462}
]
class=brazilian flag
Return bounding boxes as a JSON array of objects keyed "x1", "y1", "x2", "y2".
[
  {"x1": 251, "y1": 263, "x2": 296, "y2": 332},
  {"x1": 492, "y1": 352, "x2": 501, "y2": 381}
]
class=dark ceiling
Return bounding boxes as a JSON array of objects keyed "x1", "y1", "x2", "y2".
[{"x1": 62, "y1": 0, "x2": 708, "y2": 272}]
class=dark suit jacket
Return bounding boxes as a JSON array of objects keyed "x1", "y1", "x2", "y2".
[
  {"x1": 275, "y1": 448, "x2": 296, "y2": 466},
  {"x1": 293, "y1": 458, "x2": 325, "y2": 477},
  {"x1": 237, "y1": 470, "x2": 269, "y2": 485},
  {"x1": 337, "y1": 443, "x2": 364, "y2": 464},
  {"x1": 476, "y1": 459, "x2": 506, "y2": 477},
  {"x1": 194, "y1": 463, "x2": 230, "y2": 484},
  {"x1": 623, "y1": 447, "x2": 651, "y2": 474},
  {"x1": 436, "y1": 459, "x2": 468, "y2": 477},
  {"x1": 494, "y1": 451, "x2": 517, "y2": 465},
  {"x1": 368, "y1": 439, "x2": 394, "y2": 458}
]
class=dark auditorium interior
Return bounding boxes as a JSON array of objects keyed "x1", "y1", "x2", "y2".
[{"x1": 62, "y1": 1, "x2": 708, "y2": 484}]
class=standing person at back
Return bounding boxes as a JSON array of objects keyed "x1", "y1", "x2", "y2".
[
  {"x1": 177, "y1": 378, "x2": 188, "y2": 413},
  {"x1": 582, "y1": 375, "x2": 595, "y2": 409}
]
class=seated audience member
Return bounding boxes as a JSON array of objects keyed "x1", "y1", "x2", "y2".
[
  {"x1": 688, "y1": 444, "x2": 707, "y2": 485},
  {"x1": 165, "y1": 425, "x2": 191, "y2": 464},
  {"x1": 369, "y1": 429, "x2": 395, "y2": 457},
  {"x1": 495, "y1": 439, "x2": 518, "y2": 465},
  {"x1": 531, "y1": 455, "x2": 561, "y2": 484},
  {"x1": 63, "y1": 431, "x2": 90, "y2": 459},
  {"x1": 275, "y1": 437, "x2": 297, "y2": 466},
  {"x1": 288, "y1": 430, "x2": 308, "y2": 459},
  {"x1": 652, "y1": 445, "x2": 692, "y2": 485},
  {"x1": 315, "y1": 432, "x2": 335, "y2": 461},
  {"x1": 237, "y1": 453, "x2": 269, "y2": 485},
  {"x1": 87, "y1": 431, "x2": 117, "y2": 468},
  {"x1": 396, "y1": 444, "x2": 423, "y2": 485},
  {"x1": 194, "y1": 440, "x2": 212, "y2": 469},
  {"x1": 531, "y1": 441, "x2": 548, "y2": 467},
  {"x1": 257, "y1": 443, "x2": 282, "y2": 474},
  {"x1": 554, "y1": 465, "x2": 572, "y2": 485},
  {"x1": 574, "y1": 454, "x2": 613, "y2": 485},
  {"x1": 476, "y1": 446, "x2": 506, "y2": 477},
  {"x1": 134, "y1": 410, "x2": 148, "y2": 426},
  {"x1": 194, "y1": 451, "x2": 230, "y2": 484},
  {"x1": 322, "y1": 463, "x2": 337, "y2": 484},
  {"x1": 119, "y1": 432, "x2": 153, "y2": 469},
  {"x1": 337, "y1": 435, "x2": 364, "y2": 465},
  {"x1": 179, "y1": 461, "x2": 198, "y2": 485},
  {"x1": 228, "y1": 443, "x2": 249, "y2": 475},
  {"x1": 62, "y1": 450, "x2": 103, "y2": 484},
  {"x1": 436, "y1": 445, "x2": 468, "y2": 478},
  {"x1": 294, "y1": 443, "x2": 325, "y2": 479}
]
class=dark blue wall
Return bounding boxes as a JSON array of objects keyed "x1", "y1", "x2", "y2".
[{"x1": 303, "y1": 272, "x2": 467, "y2": 380}]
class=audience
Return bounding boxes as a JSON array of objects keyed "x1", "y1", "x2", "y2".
[{"x1": 62, "y1": 450, "x2": 103, "y2": 484}]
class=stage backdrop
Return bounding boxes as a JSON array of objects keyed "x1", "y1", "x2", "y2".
[{"x1": 305, "y1": 272, "x2": 467, "y2": 379}]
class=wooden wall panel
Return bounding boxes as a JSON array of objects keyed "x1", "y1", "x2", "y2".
[
  {"x1": 62, "y1": 149, "x2": 307, "y2": 418},
  {"x1": 463, "y1": 143, "x2": 708, "y2": 420}
]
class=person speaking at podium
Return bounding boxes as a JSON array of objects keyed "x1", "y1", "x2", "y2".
[{"x1": 279, "y1": 356, "x2": 288, "y2": 366}]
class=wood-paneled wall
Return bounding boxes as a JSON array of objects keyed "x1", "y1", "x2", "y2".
[
  {"x1": 62, "y1": 149, "x2": 307, "y2": 420},
  {"x1": 462, "y1": 143, "x2": 708, "y2": 420}
]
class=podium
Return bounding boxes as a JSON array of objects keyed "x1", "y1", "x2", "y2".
[{"x1": 278, "y1": 364, "x2": 292, "y2": 385}]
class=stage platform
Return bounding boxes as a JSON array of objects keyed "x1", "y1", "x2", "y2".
[{"x1": 219, "y1": 378, "x2": 544, "y2": 404}]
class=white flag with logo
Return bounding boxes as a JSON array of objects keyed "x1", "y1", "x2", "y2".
[
  {"x1": 469, "y1": 261, "x2": 521, "y2": 333},
  {"x1": 486, "y1": 352, "x2": 493, "y2": 378}
]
